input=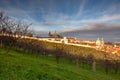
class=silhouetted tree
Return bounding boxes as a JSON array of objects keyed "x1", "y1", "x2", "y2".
[
  {"x1": 0, "y1": 11, "x2": 31, "y2": 54},
  {"x1": 113, "y1": 60, "x2": 120, "y2": 74}
]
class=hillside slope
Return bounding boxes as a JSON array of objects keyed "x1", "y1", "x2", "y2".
[{"x1": 0, "y1": 48, "x2": 119, "y2": 80}]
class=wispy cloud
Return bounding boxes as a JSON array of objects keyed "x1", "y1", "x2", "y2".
[
  {"x1": 81, "y1": 14, "x2": 120, "y2": 23},
  {"x1": 38, "y1": 13, "x2": 120, "y2": 29},
  {"x1": 74, "y1": 0, "x2": 87, "y2": 19}
]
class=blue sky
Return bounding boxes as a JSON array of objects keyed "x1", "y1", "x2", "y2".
[{"x1": 0, "y1": 0, "x2": 120, "y2": 41}]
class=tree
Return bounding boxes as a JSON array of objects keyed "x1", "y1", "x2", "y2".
[
  {"x1": 0, "y1": 11, "x2": 31, "y2": 54},
  {"x1": 113, "y1": 60, "x2": 120, "y2": 74},
  {"x1": 27, "y1": 32, "x2": 33, "y2": 37}
]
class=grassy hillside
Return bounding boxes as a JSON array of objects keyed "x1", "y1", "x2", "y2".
[{"x1": 0, "y1": 48, "x2": 120, "y2": 80}]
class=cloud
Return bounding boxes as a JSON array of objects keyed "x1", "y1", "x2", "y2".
[
  {"x1": 80, "y1": 14, "x2": 120, "y2": 24},
  {"x1": 42, "y1": 12, "x2": 70, "y2": 22},
  {"x1": 60, "y1": 23, "x2": 120, "y2": 42},
  {"x1": 102, "y1": 1, "x2": 120, "y2": 15},
  {"x1": 100, "y1": 14, "x2": 120, "y2": 21},
  {"x1": 37, "y1": 13, "x2": 120, "y2": 30},
  {"x1": 60, "y1": 23, "x2": 120, "y2": 33},
  {"x1": 74, "y1": 0, "x2": 87, "y2": 18},
  {"x1": 89, "y1": 23, "x2": 120, "y2": 30}
]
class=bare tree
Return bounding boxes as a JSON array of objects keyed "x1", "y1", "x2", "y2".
[{"x1": 0, "y1": 11, "x2": 31, "y2": 54}]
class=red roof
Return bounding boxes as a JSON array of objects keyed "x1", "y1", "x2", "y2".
[
  {"x1": 67, "y1": 38, "x2": 76, "y2": 40},
  {"x1": 117, "y1": 49, "x2": 120, "y2": 54},
  {"x1": 88, "y1": 43, "x2": 96, "y2": 46}
]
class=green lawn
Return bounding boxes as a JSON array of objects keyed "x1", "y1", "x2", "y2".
[{"x1": 0, "y1": 48, "x2": 120, "y2": 80}]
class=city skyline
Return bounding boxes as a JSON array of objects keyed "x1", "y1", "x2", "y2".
[{"x1": 0, "y1": 0, "x2": 120, "y2": 42}]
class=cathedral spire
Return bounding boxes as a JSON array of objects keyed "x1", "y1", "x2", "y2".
[
  {"x1": 53, "y1": 31, "x2": 58, "y2": 38},
  {"x1": 48, "y1": 31, "x2": 52, "y2": 38}
]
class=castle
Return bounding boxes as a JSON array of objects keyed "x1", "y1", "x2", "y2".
[{"x1": 48, "y1": 31, "x2": 62, "y2": 38}]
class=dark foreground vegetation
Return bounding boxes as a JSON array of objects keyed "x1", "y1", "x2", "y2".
[{"x1": 0, "y1": 47, "x2": 120, "y2": 80}]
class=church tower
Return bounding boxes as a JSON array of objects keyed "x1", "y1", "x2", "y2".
[
  {"x1": 96, "y1": 38, "x2": 101, "y2": 46},
  {"x1": 96, "y1": 37, "x2": 105, "y2": 49},
  {"x1": 48, "y1": 31, "x2": 52, "y2": 38},
  {"x1": 53, "y1": 31, "x2": 58, "y2": 38},
  {"x1": 96, "y1": 38, "x2": 101, "y2": 49},
  {"x1": 101, "y1": 37, "x2": 104, "y2": 48}
]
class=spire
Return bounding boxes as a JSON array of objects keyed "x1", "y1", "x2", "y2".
[
  {"x1": 101, "y1": 36, "x2": 104, "y2": 41},
  {"x1": 48, "y1": 31, "x2": 52, "y2": 38},
  {"x1": 101, "y1": 37, "x2": 104, "y2": 49},
  {"x1": 101, "y1": 37, "x2": 104, "y2": 44},
  {"x1": 53, "y1": 31, "x2": 58, "y2": 38},
  {"x1": 97, "y1": 37, "x2": 99, "y2": 40},
  {"x1": 114, "y1": 42, "x2": 117, "y2": 48}
]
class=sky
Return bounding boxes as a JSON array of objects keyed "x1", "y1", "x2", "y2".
[{"x1": 0, "y1": 0, "x2": 120, "y2": 42}]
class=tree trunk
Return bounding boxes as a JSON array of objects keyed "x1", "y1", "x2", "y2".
[
  {"x1": 76, "y1": 58, "x2": 79, "y2": 67},
  {"x1": 92, "y1": 61, "x2": 96, "y2": 72}
]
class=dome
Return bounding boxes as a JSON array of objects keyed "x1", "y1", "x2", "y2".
[{"x1": 96, "y1": 38, "x2": 101, "y2": 46}]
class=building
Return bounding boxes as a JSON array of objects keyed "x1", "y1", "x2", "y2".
[
  {"x1": 61, "y1": 37, "x2": 68, "y2": 44},
  {"x1": 67, "y1": 37, "x2": 76, "y2": 43},
  {"x1": 48, "y1": 31, "x2": 62, "y2": 38},
  {"x1": 96, "y1": 37, "x2": 104, "y2": 49}
]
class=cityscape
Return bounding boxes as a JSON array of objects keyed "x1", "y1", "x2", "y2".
[
  {"x1": 0, "y1": 0, "x2": 120, "y2": 80},
  {"x1": 1, "y1": 31, "x2": 120, "y2": 56}
]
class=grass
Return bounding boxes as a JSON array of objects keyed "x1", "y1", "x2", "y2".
[{"x1": 0, "y1": 47, "x2": 120, "y2": 80}]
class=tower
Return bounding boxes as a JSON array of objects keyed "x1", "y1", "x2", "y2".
[
  {"x1": 114, "y1": 42, "x2": 117, "y2": 48},
  {"x1": 96, "y1": 38, "x2": 101, "y2": 49},
  {"x1": 48, "y1": 31, "x2": 52, "y2": 38},
  {"x1": 101, "y1": 37, "x2": 104, "y2": 48},
  {"x1": 53, "y1": 31, "x2": 58, "y2": 38},
  {"x1": 96, "y1": 38, "x2": 101, "y2": 46}
]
